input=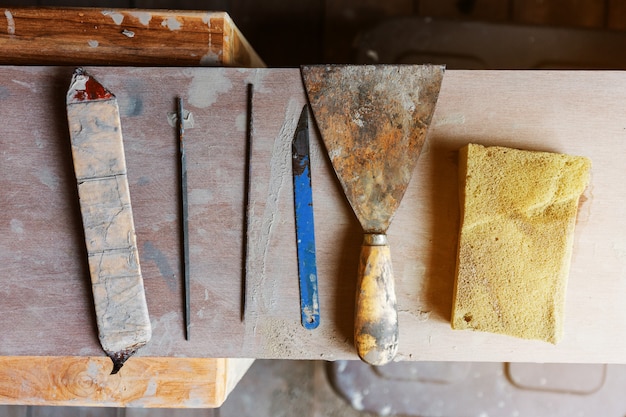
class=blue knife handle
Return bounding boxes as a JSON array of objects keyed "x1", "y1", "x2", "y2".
[{"x1": 293, "y1": 152, "x2": 320, "y2": 329}]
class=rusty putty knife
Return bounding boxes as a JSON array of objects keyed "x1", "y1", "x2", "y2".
[{"x1": 302, "y1": 64, "x2": 444, "y2": 365}]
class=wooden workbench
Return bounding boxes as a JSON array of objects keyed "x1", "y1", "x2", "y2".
[
  {"x1": 0, "y1": 8, "x2": 263, "y2": 408},
  {"x1": 1, "y1": 67, "x2": 626, "y2": 401}
]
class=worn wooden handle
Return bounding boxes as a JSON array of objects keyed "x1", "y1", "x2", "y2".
[{"x1": 354, "y1": 234, "x2": 399, "y2": 365}]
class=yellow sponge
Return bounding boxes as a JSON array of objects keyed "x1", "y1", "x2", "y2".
[{"x1": 451, "y1": 144, "x2": 591, "y2": 343}]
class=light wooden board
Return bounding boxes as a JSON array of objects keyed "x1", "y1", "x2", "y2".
[
  {"x1": 0, "y1": 67, "x2": 624, "y2": 363},
  {"x1": 0, "y1": 356, "x2": 253, "y2": 408}
]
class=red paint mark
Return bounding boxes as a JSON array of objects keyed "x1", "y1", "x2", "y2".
[{"x1": 73, "y1": 75, "x2": 113, "y2": 101}]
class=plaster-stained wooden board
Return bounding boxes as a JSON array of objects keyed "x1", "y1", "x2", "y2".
[
  {"x1": 1, "y1": 67, "x2": 625, "y2": 363},
  {"x1": 0, "y1": 8, "x2": 264, "y2": 67},
  {"x1": 66, "y1": 69, "x2": 151, "y2": 372}
]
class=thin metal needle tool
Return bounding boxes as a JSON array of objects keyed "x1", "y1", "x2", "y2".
[
  {"x1": 242, "y1": 83, "x2": 253, "y2": 322},
  {"x1": 178, "y1": 97, "x2": 191, "y2": 340}
]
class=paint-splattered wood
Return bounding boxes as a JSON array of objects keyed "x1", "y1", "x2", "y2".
[
  {"x1": 1, "y1": 67, "x2": 625, "y2": 364},
  {"x1": 0, "y1": 8, "x2": 264, "y2": 67},
  {"x1": 0, "y1": 356, "x2": 253, "y2": 407}
]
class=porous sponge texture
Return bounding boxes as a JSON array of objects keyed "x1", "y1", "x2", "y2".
[{"x1": 452, "y1": 144, "x2": 591, "y2": 343}]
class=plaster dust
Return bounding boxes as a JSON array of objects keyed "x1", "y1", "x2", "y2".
[
  {"x1": 435, "y1": 112, "x2": 466, "y2": 126},
  {"x1": 101, "y1": 10, "x2": 124, "y2": 25},
  {"x1": 11, "y1": 79, "x2": 37, "y2": 92},
  {"x1": 129, "y1": 11, "x2": 152, "y2": 26},
  {"x1": 10, "y1": 218, "x2": 24, "y2": 235},
  {"x1": 247, "y1": 99, "x2": 300, "y2": 315},
  {"x1": 143, "y1": 311, "x2": 182, "y2": 356},
  {"x1": 186, "y1": 68, "x2": 232, "y2": 109},
  {"x1": 161, "y1": 16, "x2": 182, "y2": 31},
  {"x1": 166, "y1": 108, "x2": 194, "y2": 128},
  {"x1": 35, "y1": 167, "x2": 60, "y2": 191},
  {"x1": 4, "y1": 10, "x2": 14, "y2": 35}
]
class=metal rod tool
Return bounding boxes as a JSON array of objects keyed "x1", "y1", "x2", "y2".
[{"x1": 178, "y1": 97, "x2": 191, "y2": 340}]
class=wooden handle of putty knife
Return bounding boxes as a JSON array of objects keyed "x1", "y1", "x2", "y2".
[{"x1": 354, "y1": 233, "x2": 399, "y2": 366}]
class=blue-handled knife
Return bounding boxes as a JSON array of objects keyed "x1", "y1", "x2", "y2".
[{"x1": 292, "y1": 104, "x2": 320, "y2": 329}]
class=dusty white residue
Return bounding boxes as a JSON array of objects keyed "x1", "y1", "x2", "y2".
[
  {"x1": 86, "y1": 360, "x2": 100, "y2": 378},
  {"x1": 197, "y1": 308, "x2": 204, "y2": 318},
  {"x1": 415, "y1": 310, "x2": 431, "y2": 322},
  {"x1": 161, "y1": 16, "x2": 182, "y2": 31},
  {"x1": 352, "y1": 109, "x2": 365, "y2": 127},
  {"x1": 201, "y1": 13, "x2": 212, "y2": 25},
  {"x1": 166, "y1": 108, "x2": 194, "y2": 128},
  {"x1": 436, "y1": 113, "x2": 466, "y2": 126},
  {"x1": 36, "y1": 167, "x2": 60, "y2": 191},
  {"x1": 187, "y1": 69, "x2": 232, "y2": 108},
  {"x1": 200, "y1": 51, "x2": 220, "y2": 66},
  {"x1": 235, "y1": 111, "x2": 247, "y2": 132},
  {"x1": 11, "y1": 79, "x2": 36, "y2": 92},
  {"x1": 188, "y1": 188, "x2": 213, "y2": 205},
  {"x1": 250, "y1": 99, "x2": 300, "y2": 312},
  {"x1": 204, "y1": 288, "x2": 209, "y2": 301},
  {"x1": 102, "y1": 10, "x2": 124, "y2": 25},
  {"x1": 10, "y1": 219, "x2": 23, "y2": 234},
  {"x1": 129, "y1": 11, "x2": 152, "y2": 26},
  {"x1": 144, "y1": 378, "x2": 157, "y2": 396},
  {"x1": 4, "y1": 10, "x2": 15, "y2": 35},
  {"x1": 88, "y1": 39, "x2": 99, "y2": 48},
  {"x1": 68, "y1": 72, "x2": 88, "y2": 101},
  {"x1": 395, "y1": 87, "x2": 417, "y2": 113},
  {"x1": 143, "y1": 311, "x2": 180, "y2": 355},
  {"x1": 327, "y1": 146, "x2": 343, "y2": 161},
  {"x1": 121, "y1": 29, "x2": 135, "y2": 38}
]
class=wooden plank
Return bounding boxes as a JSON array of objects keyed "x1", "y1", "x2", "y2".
[
  {"x1": 1, "y1": 67, "x2": 626, "y2": 364},
  {"x1": 0, "y1": 356, "x2": 253, "y2": 408},
  {"x1": 0, "y1": 8, "x2": 264, "y2": 67},
  {"x1": 512, "y1": 0, "x2": 605, "y2": 28}
]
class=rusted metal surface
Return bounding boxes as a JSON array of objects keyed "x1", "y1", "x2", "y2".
[{"x1": 302, "y1": 64, "x2": 445, "y2": 233}]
